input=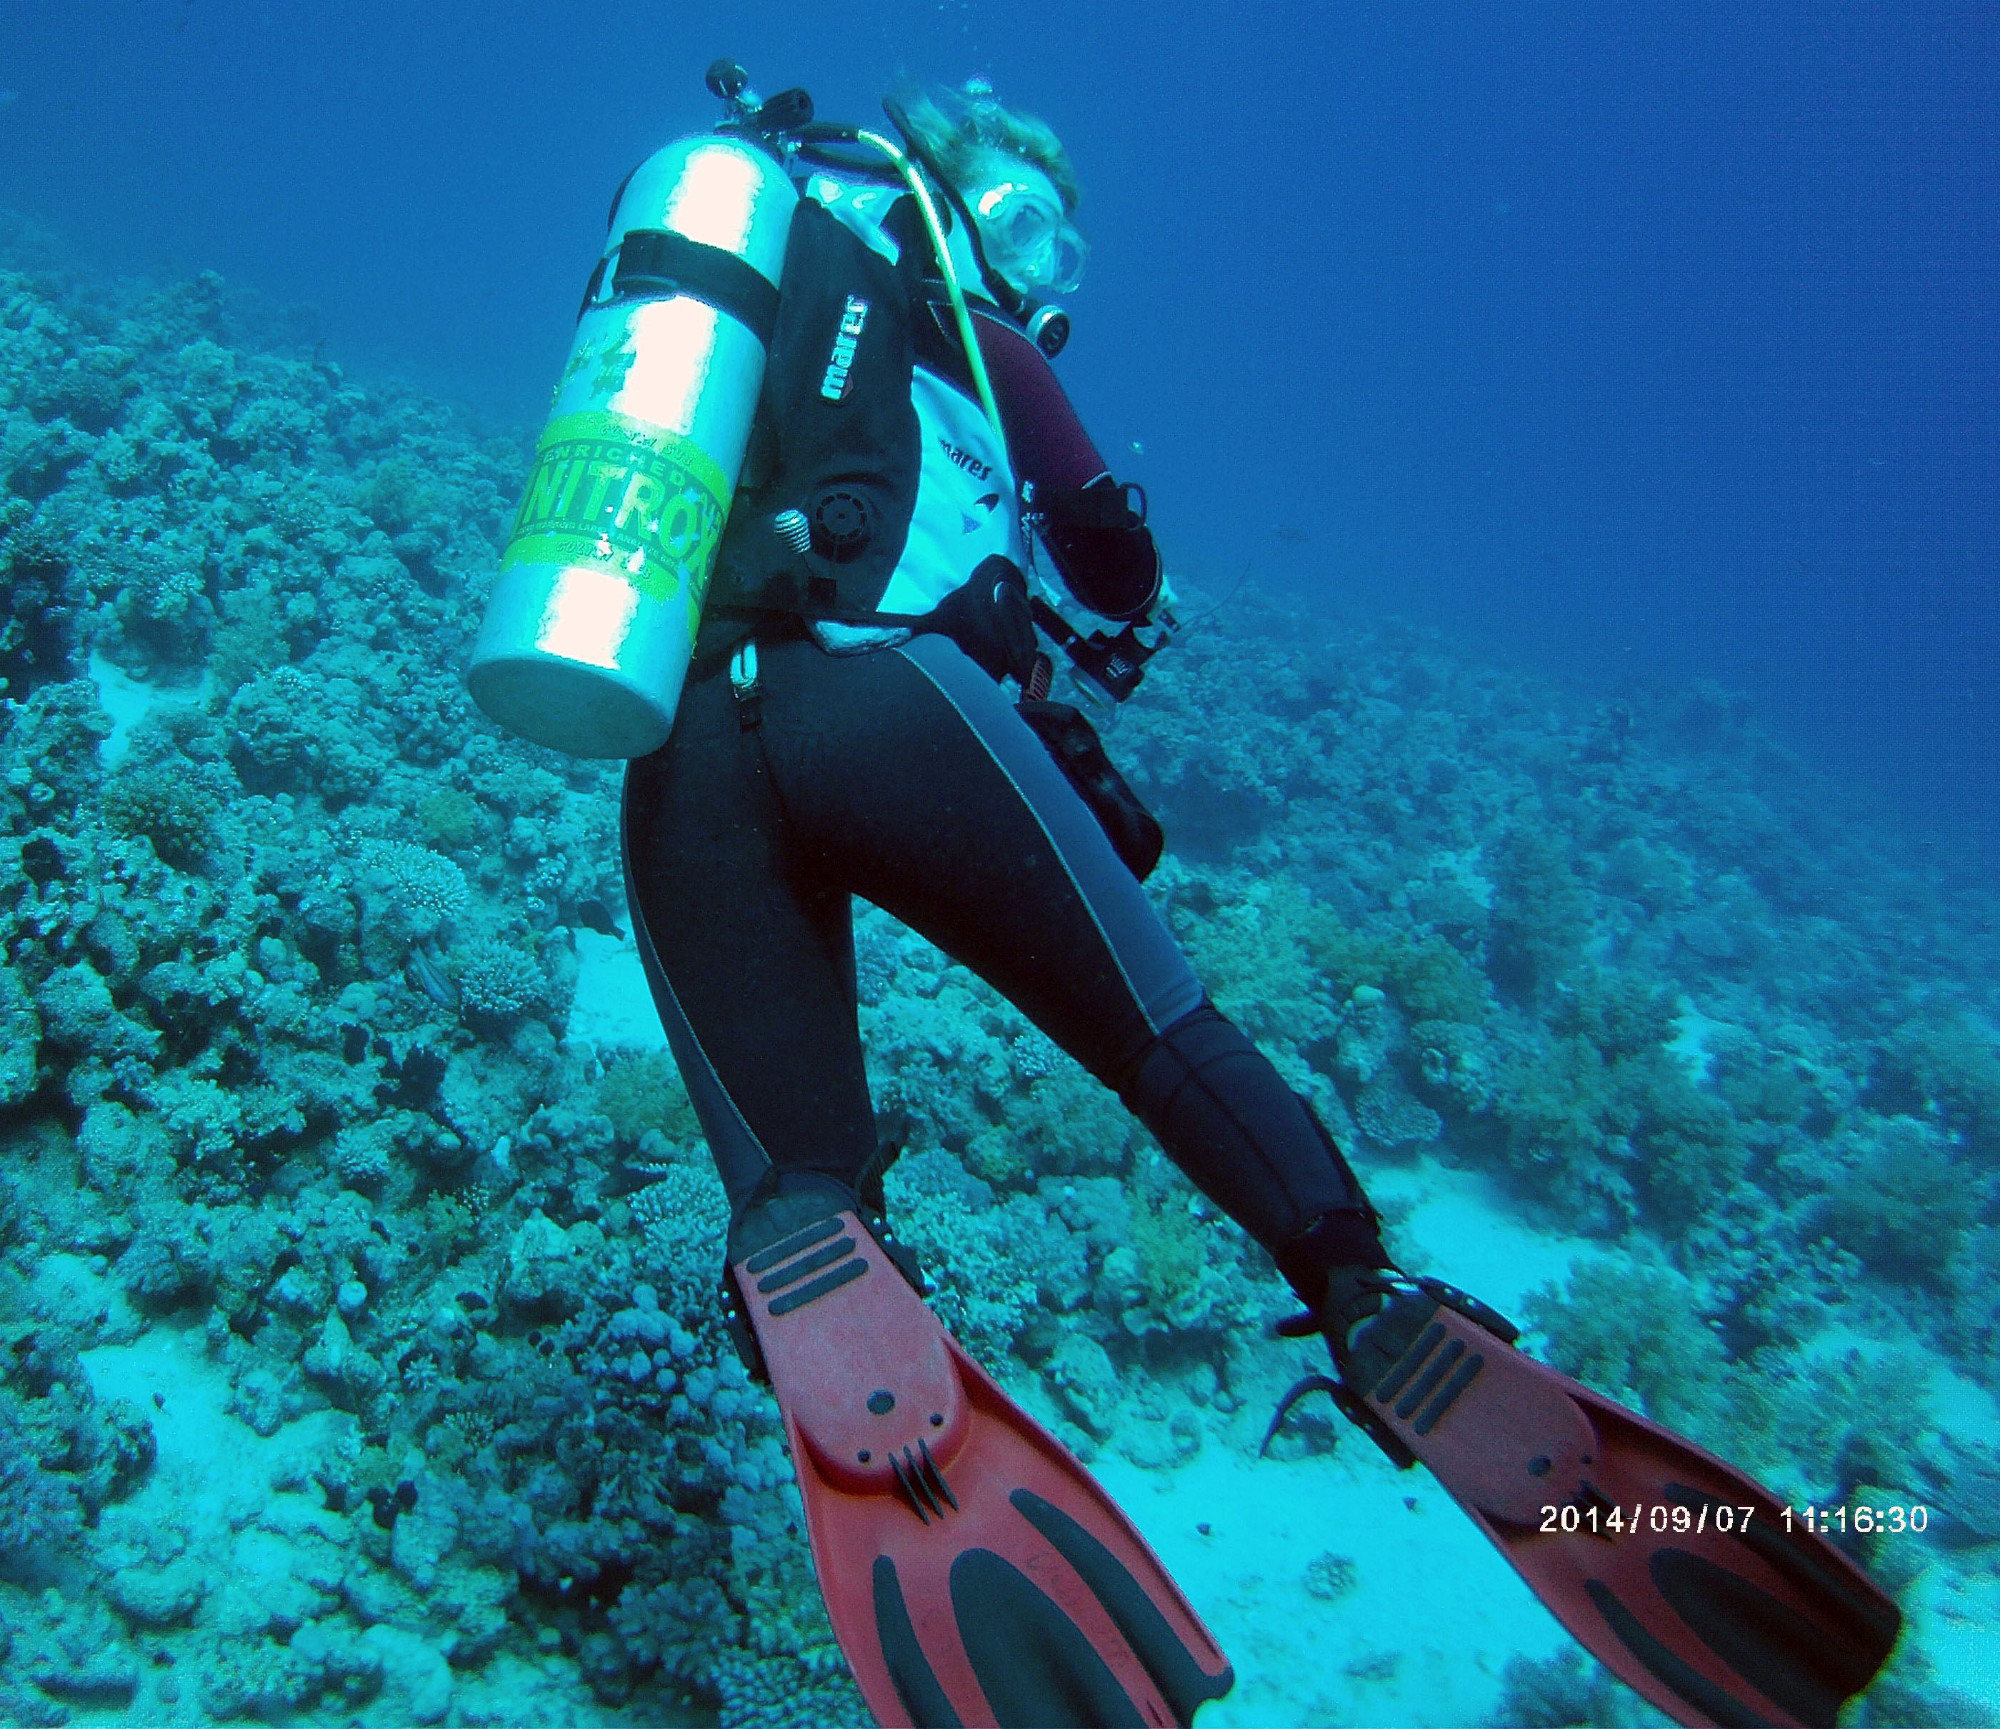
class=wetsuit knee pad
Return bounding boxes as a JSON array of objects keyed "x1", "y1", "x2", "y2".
[{"x1": 1115, "y1": 1003, "x2": 1384, "y2": 1269}]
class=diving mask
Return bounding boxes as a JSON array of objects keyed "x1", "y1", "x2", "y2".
[{"x1": 970, "y1": 175, "x2": 1087, "y2": 294}]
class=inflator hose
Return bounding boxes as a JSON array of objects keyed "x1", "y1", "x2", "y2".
[{"x1": 846, "y1": 127, "x2": 1010, "y2": 457}]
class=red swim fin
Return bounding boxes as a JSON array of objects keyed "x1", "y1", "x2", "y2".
[
  {"x1": 1324, "y1": 1280, "x2": 1902, "y2": 1729},
  {"x1": 730, "y1": 1205, "x2": 1234, "y2": 1729}
]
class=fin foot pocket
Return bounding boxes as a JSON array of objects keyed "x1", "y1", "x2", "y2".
[{"x1": 735, "y1": 1207, "x2": 1232, "y2": 1727}]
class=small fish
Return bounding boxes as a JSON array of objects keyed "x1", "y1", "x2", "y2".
[
  {"x1": 1129, "y1": 439, "x2": 1145, "y2": 456},
  {"x1": 1275, "y1": 525, "x2": 1311, "y2": 546},
  {"x1": 407, "y1": 944, "x2": 458, "y2": 1007},
  {"x1": 576, "y1": 897, "x2": 626, "y2": 939}
]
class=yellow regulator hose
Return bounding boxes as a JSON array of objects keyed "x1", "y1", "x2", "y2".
[{"x1": 851, "y1": 127, "x2": 1009, "y2": 458}]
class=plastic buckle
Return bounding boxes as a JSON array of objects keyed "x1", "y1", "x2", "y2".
[
  {"x1": 729, "y1": 639, "x2": 762, "y2": 731},
  {"x1": 719, "y1": 1268, "x2": 770, "y2": 1384},
  {"x1": 1415, "y1": 1276, "x2": 1520, "y2": 1345}
]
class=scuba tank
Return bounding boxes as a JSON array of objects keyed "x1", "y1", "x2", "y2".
[{"x1": 467, "y1": 123, "x2": 798, "y2": 758}]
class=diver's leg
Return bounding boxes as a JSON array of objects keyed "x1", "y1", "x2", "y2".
[
  {"x1": 774, "y1": 631, "x2": 1385, "y2": 1289},
  {"x1": 621, "y1": 648, "x2": 875, "y2": 1213}
]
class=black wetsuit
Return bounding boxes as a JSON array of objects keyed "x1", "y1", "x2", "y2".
[
  {"x1": 623, "y1": 623, "x2": 1385, "y2": 1291},
  {"x1": 620, "y1": 191, "x2": 1386, "y2": 1303}
]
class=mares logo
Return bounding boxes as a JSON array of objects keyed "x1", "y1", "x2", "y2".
[
  {"x1": 937, "y1": 437, "x2": 993, "y2": 481},
  {"x1": 820, "y1": 296, "x2": 870, "y2": 401}
]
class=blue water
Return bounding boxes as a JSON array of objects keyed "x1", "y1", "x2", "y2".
[{"x1": 5, "y1": 0, "x2": 1994, "y2": 849}]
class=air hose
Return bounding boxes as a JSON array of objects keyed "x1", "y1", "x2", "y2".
[{"x1": 846, "y1": 127, "x2": 1009, "y2": 457}]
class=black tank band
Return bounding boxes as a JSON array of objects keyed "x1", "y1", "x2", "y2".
[{"x1": 591, "y1": 228, "x2": 783, "y2": 346}]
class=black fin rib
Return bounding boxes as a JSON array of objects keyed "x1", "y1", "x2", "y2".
[
  {"x1": 891, "y1": 1452, "x2": 933, "y2": 1525},
  {"x1": 744, "y1": 1214, "x2": 842, "y2": 1273},
  {"x1": 1587, "y1": 1576, "x2": 1765, "y2": 1729},
  {"x1": 1009, "y1": 1490, "x2": 1232, "y2": 1726},
  {"x1": 1667, "y1": 1484, "x2": 1901, "y2": 1664},
  {"x1": 921, "y1": 1439, "x2": 959, "y2": 1512},
  {"x1": 766, "y1": 1256, "x2": 867, "y2": 1316},
  {"x1": 755, "y1": 1236, "x2": 856, "y2": 1294},
  {"x1": 1650, "y1": 1547, "x2": 1865, "y2": 1726},
  {"x1": 951, "y1": 1546, "x2": 1147, "y2": 1728}
]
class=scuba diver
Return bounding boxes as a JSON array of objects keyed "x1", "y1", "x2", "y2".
[{"x1": 468, "y1": 65, "x2": 1901, "y2": 1729}]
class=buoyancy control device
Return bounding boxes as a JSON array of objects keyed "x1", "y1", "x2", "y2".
[{"x1": 466, "y1": 124, "x2": 798, "y2": 758}]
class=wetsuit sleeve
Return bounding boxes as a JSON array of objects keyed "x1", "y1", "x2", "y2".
[{"x1": 912, "y1": 300, "x2": 1164, "y2": 623}]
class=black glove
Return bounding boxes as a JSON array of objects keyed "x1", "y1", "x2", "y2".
[
  {"x1": 923, "y1": 554, "x2": 1039, "y2": 685},
  {"x1": 1272, "y1": 1192, "x2": 1393, "y2": 1318},
  {"x1": 1275, "y1": 1266, "x2": 1396, "y2": 1353}
]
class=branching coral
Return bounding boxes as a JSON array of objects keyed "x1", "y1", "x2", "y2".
[
  {"x1": 593, "y1": 1048, "x2": 699, "y2": 1147},
  {"x1": 1354, "y1": 1074, "x2": 1443, "y2": 1148},
  {"x1": 359, "y1": 838, "x2": 469, "y2": 939},
  {"x1": 1879, "y1": 1006, "x2": 2000, "y2": 1158},
  {"x1": 1489, "y1": 821, "x2": 1593, "y2": 1001},
  {"x1": 416, "y1": 786, "x2": 484, "y2": 850},
  {"x1": 0, "y1": 1401, "x2": 83, "y2": 1568},
  {"x1": 1523, "y1": 1258, "x2": 1728, "y2": 1438},
  {"x1": 452, "y1": 937, "x2": 544, "y2": 1024},
  {"x1": 883, "y1": 1158, "x2": 1040, "y2": 1362},
  {"x1": 0, "y1": 962, "x2": 39, "y2": 1108},
  {"x1": 1807, "y1": 1114, "x2": 1978, "y2": 1286}
]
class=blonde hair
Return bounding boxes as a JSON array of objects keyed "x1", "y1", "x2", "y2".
[{"x1": 889, "y1": 77, "x2": 1081, "y2": 217}]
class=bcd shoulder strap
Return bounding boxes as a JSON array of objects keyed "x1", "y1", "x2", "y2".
[{"x1": 699, "y1": 200, "x2": 925, "y2": 655}]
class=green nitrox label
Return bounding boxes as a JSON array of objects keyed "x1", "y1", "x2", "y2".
[{"x1": 501, "y1": 411, "x2": 731, "y2": 615}]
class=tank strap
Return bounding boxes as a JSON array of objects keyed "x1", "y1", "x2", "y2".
[{"x1": 588, "y1": 228, "x2": 783, "y2": 346}]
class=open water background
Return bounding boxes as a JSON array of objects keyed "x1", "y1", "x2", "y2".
[{"x1": 3, "y1": 0, "x2": 1995, "y2": 844}]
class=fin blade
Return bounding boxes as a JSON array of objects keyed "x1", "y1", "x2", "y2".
[
  {"x1": 1354, "y1": 1293, "x2": 1902, "y2": 1728},
  {"x1": 1009, "y1": 1487, "x2": 1235, "y2": 1726},
  {"x1": 875, "y1": 1554, "x2": 966, "y2": 1729},
  {"x1": 951, "y1": 1546, "x2": 1149, "y2": 1728},
  {"x1": 1585, "y1": 1574, "x2": 1768, "y2": 1729},
  {"x1": 736, "y1": 1208, "x2": 1233, "y2": 1728}
]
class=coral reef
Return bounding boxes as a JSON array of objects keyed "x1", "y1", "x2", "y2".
[
  {"x1": 1490, "y1": 1646, "x2": 1658, "y2": 1727},
  {"x1": 0, "y1": 234, "x2": 1992, "y2": 1726}
]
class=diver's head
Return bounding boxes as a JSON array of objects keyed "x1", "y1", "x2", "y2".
[
  {"x1": 957, "y1": 149, "x2": 1087, "y2": 295},
  {"x1": 889, "y1": 77, "x2": 1088, "y2": 299}
]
